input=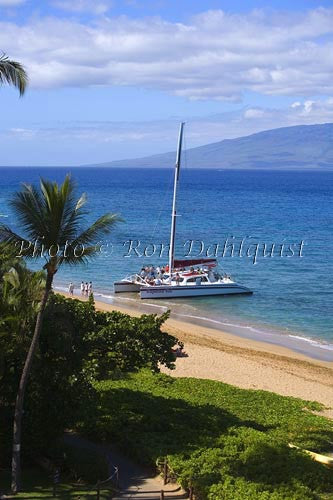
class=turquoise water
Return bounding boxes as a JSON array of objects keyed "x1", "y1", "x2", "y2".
[{"x1": 0, "y1": 167, "x2": 332, "y2": 359}]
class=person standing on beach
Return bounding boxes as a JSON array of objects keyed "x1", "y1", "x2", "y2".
[
  {"x1": 80, "y1": 281, "x2": 85, "y2": 295},
  {"x1": 84, "y1": 282, "x2": 89, "y2": 296},
  {"x1": 68, "y1": 282, "x2": 74, "y2": 296},
  {"x1": 88, "y1": 281, "x2": 93, "y2": 295}
]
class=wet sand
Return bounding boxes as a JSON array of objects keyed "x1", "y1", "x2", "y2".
[{"x1": 60, "y1": 292, "x2": 333, "y2": 411}]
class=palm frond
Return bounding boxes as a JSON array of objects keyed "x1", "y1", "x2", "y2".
[
  {"x1": 75, "y1": 192, "x2": 87, "y2": 211},
  {"x1": 3, "y1": 268, "x2": 20, "y2": 288},
  {"x1": 2, "y1": 265, "x2": 45, "y2": 314},
  {"x1": 71, "y1": 213, "x2": 121, "y2": 247},
  {"x1": 58, "y1": 214, "x2": 121, "y2": 265},
  {"x1": 0, "y1": 225, "x2": 32, "y2": 258},
  {"x1": 39, "y1": 175, "x2": 88, "y2": 246},
  {"x1": 58, "y1": 244, "x2": 101, "y2": 266},
  {"x1": 4, "y1": 175, "x2": 122, "y2": 271},
  {"x1": 9, "y1": 183, "x2": 48, "y2": 240},
  {"x1": 0, "y1": 53, "x2": 28, "y2": 96}
]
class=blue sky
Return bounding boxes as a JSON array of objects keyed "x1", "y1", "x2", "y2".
[{"x1": 1, "y1": 0, "x2": 333, "y2": 165}]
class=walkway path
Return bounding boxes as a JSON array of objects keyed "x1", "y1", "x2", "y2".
[{"x1": 64, "y1": 432, "x2": 188, "y2": 499}]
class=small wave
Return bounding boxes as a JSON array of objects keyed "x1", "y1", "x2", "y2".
[
  {"x1": 157, "y1": 300, "x2": 198, "y2": 311},
  {"x1": 54, "y1": 285, "x2": 69, "y2": 292},
  {"x1": 99, "y1": 293, "x2": 137, "y2": 302},
  {"x1": 288, "y1": 334, "x2": 333, "y2": 351},
  {"x1": 118, "y1": 298, "x2": 169, "y2": 311},
  {"x1": 178, "y1": 312, "x2": 265, "y2": 334},
  {"x1": 99, "y1": 293, "x2": 169, "y2": 312},
  {"x1": 175, "y1": 312, "x2": 333, "y2": 354},
  {"x1": 0, "y1": 214, "x2": 8, "y2": 218}
]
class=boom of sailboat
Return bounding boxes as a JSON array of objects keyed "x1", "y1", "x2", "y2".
[{"x1": 113, "y1": 122, "x2": 252, "y2": 299}]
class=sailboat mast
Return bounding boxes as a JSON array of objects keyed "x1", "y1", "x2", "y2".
[{"x1": 168, "y1": 122, "x2": 185, "y2": 277}]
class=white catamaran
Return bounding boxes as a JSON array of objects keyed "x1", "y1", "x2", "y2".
[{"x1": 114, "y1": 122, "x2": 252, "y2": 299}]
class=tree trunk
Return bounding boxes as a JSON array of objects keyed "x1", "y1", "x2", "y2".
[{"x1": 11, "y1": 272, "x2": 53, "y2": 493}]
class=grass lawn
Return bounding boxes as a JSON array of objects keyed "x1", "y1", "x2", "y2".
[
  {"x1": 0, "y1": 467, "x2": 112, "y2": 499},
  {"x1": 78, "y1": 370, "x2": 333, "y2": 500}
]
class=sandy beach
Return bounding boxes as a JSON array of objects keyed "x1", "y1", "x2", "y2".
[{"x1": 61, "y1": 292, "x2": 333, "y2": 412}]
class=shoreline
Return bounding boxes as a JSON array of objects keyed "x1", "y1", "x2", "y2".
[
  {"x1": 60, "y1": 291, "x2": 333, "y2": 410},
  {"x1": 55, "y1": 286, "x2": 333, "y2": 363}
]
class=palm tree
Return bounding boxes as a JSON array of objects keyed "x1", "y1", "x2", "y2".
[
  {"x1": 0, "y1": 175, "x2": 120, "y2": 492},
  {"x1": 0, "y1": 264, "x2": 45, "y2": 409},
  {"x1": 0, "y1": 52, "x2": 28, "y2": 96}
]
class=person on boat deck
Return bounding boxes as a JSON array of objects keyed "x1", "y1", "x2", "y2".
[
  {"x1": 208, "y1": 269, "x2": 215, "y2": 281},
  {"x1": 154, "y1": 277, "x2": 162, "y2": 285},
  {"x1": 140, "y1": 268, "x2": 146, "y2": 278},
  {"x1": 175, "y1": 273, "x2": 181, "y2": 284},
  {"x1": 149, "y1": 266, "x2": 155, "y2": 278}
]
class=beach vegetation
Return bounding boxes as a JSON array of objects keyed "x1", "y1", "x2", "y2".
[
  {"x1": 82, "y1": 370, "x2": 333, "y2": 500},
  {"x1": 1, "y1": 283, "x2": 332, "y2": 498},
  {"x1": 0, "y1": 175, "x2": 120, "y2": 492},
  {"x1": 0, "y1": 292, "x2": 178, "y2": 492}
]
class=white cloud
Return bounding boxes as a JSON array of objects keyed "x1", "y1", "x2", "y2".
[
  {"x1": 239, "y1": 98, "x2": 333, "y2": 133},
  {"x1": 52, "y1": 0, "x2": 112, "y2": 15},
  {"x1": 303, "y1": 100, "x2": 315, "y2": 114},
  {"x1": 9, "y1": 127, "x2": 36, "y2": 138},
  {"x1": 244, "y1": 109, "x2": 266, "y2": 119},
  {"x1": 1, "y1": 8, "x2": 333, "y2": 99}
]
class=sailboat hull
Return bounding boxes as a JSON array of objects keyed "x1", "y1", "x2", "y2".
[
  {"x1": 114, "y1": 281, "x2": 142, "y2": 293},
  {"x1": 140, "y1": 284, "x2": 252, "y2": 299}
]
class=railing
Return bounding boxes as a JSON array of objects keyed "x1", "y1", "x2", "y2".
[
  {"x1": 96, "y1": 465, "x2": 119, "y2": 499},
  {"x1": 156, "y1": 458, "x2": 194, "y2": 499},
  {"x1": 49, "y1": 456, "x2": 120, "y2": 499}
]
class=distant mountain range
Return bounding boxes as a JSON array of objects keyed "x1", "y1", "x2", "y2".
[{"x1": 84, "y1": 123, "x2": 333, "y2": 169}]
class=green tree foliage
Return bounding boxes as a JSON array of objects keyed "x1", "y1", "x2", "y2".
[
  {"x1": 0, "y1": 242, "x2": 19, "y2": 279},
  {"x1": 84, "y1": 310, "x2": 179, "y2": 378},
  {"x1": 0, "y1": 244, "x2": 45, "y2": 403},
  {"x1": 43, "y1": 294, "x2": 178, "y2": 378},
  {"x1": 0, "y1": 248, "x2": 45, "y2": 465},
  {"x1": 0, "y1": 292, "x2": 179, "y2": 466}
]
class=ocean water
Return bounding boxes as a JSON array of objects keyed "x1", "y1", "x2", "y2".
[{"x1": 0, "y1": 167, "x2": 332, "y2": 360}]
